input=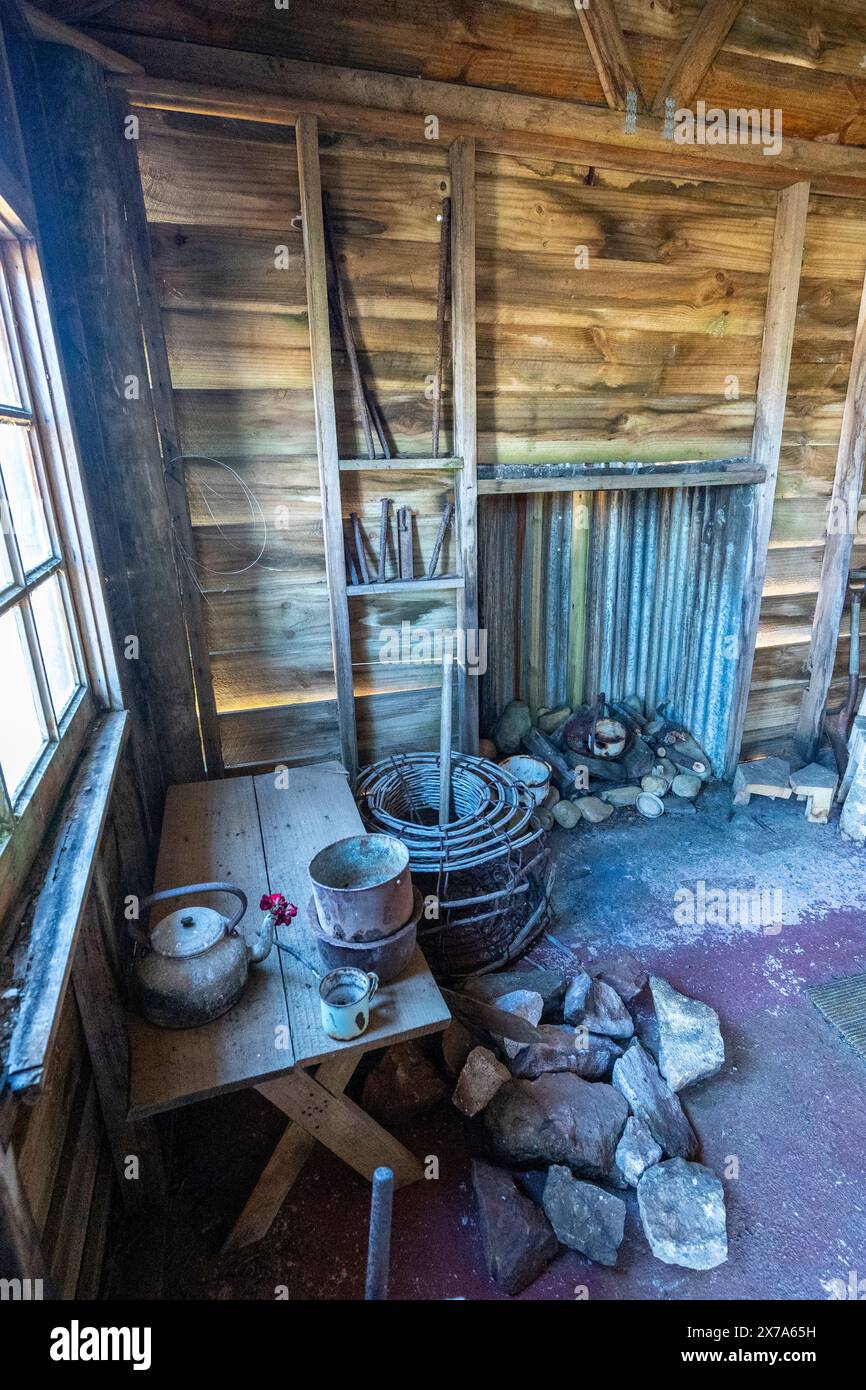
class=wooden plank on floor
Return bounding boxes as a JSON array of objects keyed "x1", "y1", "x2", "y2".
[{"x1": 128, "y1": 778, "x2": 293, "y2": 1117}]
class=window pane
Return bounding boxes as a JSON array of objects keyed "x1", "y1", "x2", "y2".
[
  {"x1": 0, "y1": 605, "x2": 48, "y2": 798},
  {"x1": 31, "y1": 574, "x2": 78, "y2": 719},
  {"x1": 0, "y1": 529, "x2": 13, "y2": 589},
  {"x1": 0, "y1": 422, "x2": 52, "y2": 571},
  {"x1": 0, "y1": 283, "x2": 23, "y2": 409}
]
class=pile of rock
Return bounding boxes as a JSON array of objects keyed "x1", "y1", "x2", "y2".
[
  {"x1": 486, "y1": 698, "x2": 712, "y2": 829},
  {"x1": 449, "y1": 957, "x2": 727, "y2": 1294}
]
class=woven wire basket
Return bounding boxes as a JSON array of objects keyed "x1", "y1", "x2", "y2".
[{"x1": 355, "y1": 753, "x2": 554, "y2": 979}]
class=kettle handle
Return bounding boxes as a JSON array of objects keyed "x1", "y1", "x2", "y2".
[{"x1": 131, "y1": 882, "x2": 248, "y2": 948}]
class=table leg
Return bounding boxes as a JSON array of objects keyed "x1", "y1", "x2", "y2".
[
  {"x1": 262, "y1": 1068, "x2": 425, "y2": 1187},
  {"x1": 221, "y1": 1053, "x2": 358, "y2": 1255}
]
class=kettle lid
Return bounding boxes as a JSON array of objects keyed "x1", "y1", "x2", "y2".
[{"x1": 149, "y1": 905, "x2": 226, "y2": 958}]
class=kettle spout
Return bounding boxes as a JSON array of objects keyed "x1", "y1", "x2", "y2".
[{"x1": 247, "y1": 910, "x2": 275, "y2": 965}]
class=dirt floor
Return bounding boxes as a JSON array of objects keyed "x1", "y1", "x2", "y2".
[{"x1": 110, "y1": 784, "x2": 866, "y2": 1301}]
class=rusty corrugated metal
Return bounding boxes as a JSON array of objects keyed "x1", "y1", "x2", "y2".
[{"x1": 583, "y1": 484, "x2": 753, "y2": 773}]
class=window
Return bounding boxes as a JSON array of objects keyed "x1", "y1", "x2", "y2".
[
  {"x1": 0, "y1": 225, "x2": 114, "y2": 915},
  {"x1": 0, "y1": 238, "x2": 90, "y2": 831}
]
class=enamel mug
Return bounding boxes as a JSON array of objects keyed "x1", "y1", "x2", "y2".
[{"x1": 319, "y1": 966, "x2": 378, "y2": 1041}]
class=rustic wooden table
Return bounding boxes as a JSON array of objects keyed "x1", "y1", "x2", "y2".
[{"x1": 127, "y1": 761, "x2": 450, "y2": 1251}]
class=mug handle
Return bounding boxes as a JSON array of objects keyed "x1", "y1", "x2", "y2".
[{"x1": 367, "y1": 972, "x2": 379, "y2": 1001}]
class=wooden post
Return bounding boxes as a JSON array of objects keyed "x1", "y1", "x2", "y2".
[
  {"x1": 296, "y1": 114, "x2": 358, "y2": 776},
  {"x1": 574, "y1": 0, "x2": 645, "y2": 112},
  {"x1": 109, "y1": 89, "x2": 223, "y2": 777},
  {"x1": 795, "y1": 269, "x2": 866, "y2": 760},
  {"x1": 450, "y1": 137, "x2": 479, "y2": 755},
  {"x1": 651, "y1": 0, "x2": 747, "y2": 114},
  {"x1": 19, "y1": 44, "x2": 203, "y2": 789},
  {"x1": 724, "y1": 181, "x2": 810, "y2": 776}
]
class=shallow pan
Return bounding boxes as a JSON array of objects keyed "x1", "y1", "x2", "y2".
[{"x1": 308, "y1": 887, "x2": 422, "y2": 983}]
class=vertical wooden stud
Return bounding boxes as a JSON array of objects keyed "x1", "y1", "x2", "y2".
[
  {"x1": 795, "y1": 267, "x2": 866, "y2": 760},
  {"x1": 296, "y1": 114, "x2": 358, "y2": 776},
  {"x1": 450, "y1": 137, "x2": 479, "y2": 754},
  {"x1": 725, "y1": 181, "x2": 810, "y2": 775}
]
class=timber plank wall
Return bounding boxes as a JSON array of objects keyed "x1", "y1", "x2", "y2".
[
  {"x1": 97, "y1": 0, "x2": 866, "y2": 766},
  {"x1": 136, "y1": 107, "x2": 866, "y2": 763}
]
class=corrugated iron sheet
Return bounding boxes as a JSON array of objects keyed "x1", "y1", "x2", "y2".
[{"x1": 584, "y1": 484, "x2": 754, "y2": 773}]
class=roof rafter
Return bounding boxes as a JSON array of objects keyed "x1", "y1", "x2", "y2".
[
  {"x1": 651, "y1": 0, "x2": 748, "y2": 115},
  {"x1": 573, "y1": 0, "x2": 645, "y2": 113}
]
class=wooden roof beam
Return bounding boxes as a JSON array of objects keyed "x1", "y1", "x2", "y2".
[
  {"x1": 21, "y1": 2, "x2": 142, "y2": 74},
  {"x1": 652, "y1": 0, "x2": 747, "y2": 116},
  {"x1": 573, "y1": 0, "x2": 645, "y2": 113},
  {"x1": 98, "y1": 34, "x2": 866, "y2": 199}
]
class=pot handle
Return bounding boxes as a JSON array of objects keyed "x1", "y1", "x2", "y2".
[{"x1": 131, "y1": 882, "x2": 248, "y2": 948}]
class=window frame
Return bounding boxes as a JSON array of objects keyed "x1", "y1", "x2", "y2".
[{"x1": 0, "y1": 207, "x2": 120, "y2": 925}]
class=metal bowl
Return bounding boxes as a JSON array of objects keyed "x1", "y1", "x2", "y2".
[
  {"x1": 308, "y1": 833, "x2": 413, "y2": 942},
  {"x1": 308, "y1": 888, "x2": 422, "y2": 982}
]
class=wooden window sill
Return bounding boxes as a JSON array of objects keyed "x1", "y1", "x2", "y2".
[{"x1": 2, "y1": 710, "x2": 129, "y2": 1096}]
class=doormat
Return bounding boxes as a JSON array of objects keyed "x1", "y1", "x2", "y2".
[{"x1": 809, "y1": 972, "x2": 866, "y2": 1064}]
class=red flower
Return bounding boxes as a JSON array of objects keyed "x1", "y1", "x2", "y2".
[{"x1": 260, "y1": 892, "x2": 298, "y2": 926}]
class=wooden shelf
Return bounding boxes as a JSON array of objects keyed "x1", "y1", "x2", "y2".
[
  {"x1": 339, "y1": 456, "x2": 463, "y2": 472},
  {"x1": 477, "y1": 457, "x2": 763, "y2": 495},
  {"x1": 346, "y1": 575, "x2": 464, "y2": 596}
]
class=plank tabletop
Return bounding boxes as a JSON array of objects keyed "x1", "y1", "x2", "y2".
[
  {"x1": 253, "y1": 763, "x2": 451, "y2": 1068},
  {"x1": 128, "y1": 764, "x2": 449, "y2": 1117},
  {"x1": 128, "y1": 777, "x2": 294, "y2": 1117}
]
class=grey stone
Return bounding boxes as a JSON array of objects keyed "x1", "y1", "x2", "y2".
[
  {"x1": 577, "y1": 795, "x2": 614, "y2": 824},
  {"x1": 637, "y1": 1157, "x2": 727, "y2": 1270},
  {"x1": 612, "y1": 1040, "x2": 698, "y2": 1159},
  {"x1": 600, "y1": 784, "x2": 642, "y2": 807},
  {"x1": 453, "y1": 1046, "x2": 510, "y2": 1117},
  {"x1": 494, "y1": 699, "x2": 532, "y2": 756},
  {"x1": 565, "y1": 975, "x2": 635, "y2": 1039},
  {"x1": 539, "y1": 704, "x2": 572, "y2": 736},
  {"x1": 613, "y1": 1116, "x2": 662, "y2": 1187},
  {"x1": 441, "y1": 1018, "x2": 474, "y2": 1077},
  {"x1": 590, "y1": 950, "x2": 647, "y2": 1003},
  {"x1": 650, "y1": 976, "x2": 725, "y2": 1092},
  {"x1": 361, "y1": 1041, "x2": 447, "y2": 1126},
  {"x1": 562, "y1": 969, "x2": 592, "y2": 1018},
  {"x1": 493, "y1": 989, "x2": 545, "y2": 1059},
  {"x1": 472, "y1": 1160, "x2": 560, "y2": 1295},
  {"x1": 483, "y1": 1072, "x2": 628, "y2": 1179},
  {"x1": 543, "y1": 1165, "x2": 626, "y2": 1266},
  {"x1": 509, "y1": 1024, "x2": 622, "y2": 1081},
  {"x1": 465, "y1": 968, "x2": 567, "y2": 1016}
]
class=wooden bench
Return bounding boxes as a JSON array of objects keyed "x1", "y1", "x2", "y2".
[{"x1": 127, "y1": 761, "x2": 450, "y2": 1251}]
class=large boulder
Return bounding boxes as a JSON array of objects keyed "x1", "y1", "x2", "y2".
[
  {"x1": 637, "y1": 1158, "x2": 727, "y2": 1270},
  {"x1": 509, "y1": 1025, "x2": 622, "y2": 1081},
  {"x1": 543, "y1": 1165, "x2": 626, "y2": 1266},
  {"x1": 612, "y1": 1116, "x2": 662, "y2": 1188},
  {"x1": 649, "y1": 976, "x2": 724, "y2": 1092},
  {"x1": 612, "y1": 1040, "x2": 698, "y2": 1159},
  {"x1": 465, "y1": 968, "x2": 567, "y2": 1016},
  {"x1": 564, "y1": 971, "x2": 635, "y2": 1039},
  {"x1": 361, "y1": 1041, "x2": 447, "y2": 1126},
  {"x1": 483, "y1": 1072, "x2": 628, "y2": 1179},
  {"x1": 472, "y1": 1160, "x2": 559, "y2": 1295}
]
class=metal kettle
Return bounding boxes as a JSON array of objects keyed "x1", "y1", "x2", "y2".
[{"x1": 131, "y1": 881, "x2": 273, "y2": 1029}]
